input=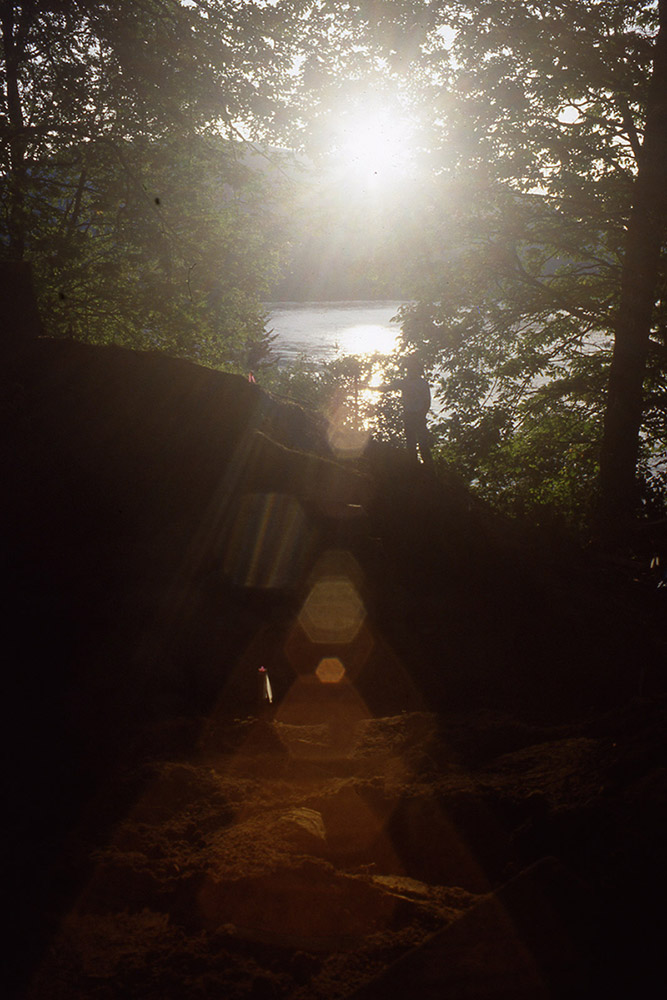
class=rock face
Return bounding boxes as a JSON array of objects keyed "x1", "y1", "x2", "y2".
[
  {"x1": 0, "y1": 261, "x2": 45, "y2": 347},
  {"x1": 353, "y1": 855, "x2": 611, "y2": 1000},
  {"x1": 3, "y1": 337, "x2": 666, "y2": 999}
]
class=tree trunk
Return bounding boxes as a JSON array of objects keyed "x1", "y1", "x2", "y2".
[
  {"x1": 1, "y1": 1, "x2": 28, "y2": 259},
  {"x1": 597, "y1": 1, "x2": 667, "y2": 532}
]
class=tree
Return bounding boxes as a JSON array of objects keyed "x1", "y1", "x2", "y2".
[
  {"x1": 24, "y1": 129, "x2": 292, "y2": 366},
  {"x1": 598, "y1": 0, "x2": 667, "y2": 527},
  {"x1": 0, "y1": 1, "x2": 331, "y2": 364},
  {"x1": 344, "y1": 0, "x2": 667, "y2": 529}
]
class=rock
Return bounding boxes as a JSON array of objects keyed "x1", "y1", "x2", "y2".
[
  {"x1": 274, "y1": 807, "x2": 328, "y2": 851},
  {"x1": 346, "y1": 856, "x2": 601, "y2": 1000},
  {"x1": 250, "y1": 974, "x2": 279, "y2": 999},
  {"x1": 290, "y1": 950, "x2": 321, "y2": 984},
  {"x1": 198, "y1": 859, "x2": 424, "y2": 948},
  {"x1": 0, "y1": 261, "x2": 45, "y2": 351}
]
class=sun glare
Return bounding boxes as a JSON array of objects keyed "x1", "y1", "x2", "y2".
[
  {"x1": 334, "y1": 106, "x2": 412, "y2": 190},
  {"x1": 338, "y1": 322, "x2": 399, "y2": 356}
]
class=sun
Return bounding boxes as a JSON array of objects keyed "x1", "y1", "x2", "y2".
[{"x1": 332, "y1": 105, "x2": 413, "y2": 191}]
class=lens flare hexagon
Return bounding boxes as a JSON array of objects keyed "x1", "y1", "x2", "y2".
[
  {"x1": 327, "y1": 424, "x2": 370, "y2": 460},
  {"x1": 298, "y1": 576, "x2": 366, "y2": 644},
  {"x1": 315, "y1": 657, "x2": 346, "y2": 684}
]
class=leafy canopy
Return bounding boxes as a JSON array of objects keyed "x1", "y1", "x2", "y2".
[{"x1": 1, "y1": 1, "x2": 354, "y2": 365}]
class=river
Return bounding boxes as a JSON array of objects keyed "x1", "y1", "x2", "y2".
[{"x1": 264, "y1": 300, "x2": 404, "y2": 365}]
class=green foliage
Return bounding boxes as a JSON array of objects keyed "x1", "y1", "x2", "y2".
[
  {"x1": 259, "y1": 349, "x2": 409, "y2": 460},
  {"x1": 373, "y1": 0, "x2": 667, "y2": 525},
  {"x1": 435, "y1": 405, "x2": 602, "y2": 531},
  {"x1": 26, "y1": 133, "x2": 285, "y2": 367},
  {"x1": 0, "y1": 1, "x2": 332, "y2": 365}
]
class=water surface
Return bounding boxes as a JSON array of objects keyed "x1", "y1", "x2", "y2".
[{"x1": 265, "y1": 300, "x2": 404, "y2": 365}]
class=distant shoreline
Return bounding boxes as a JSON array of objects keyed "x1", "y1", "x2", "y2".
[{"x1": 263, "y1": 299, "x2": 409, "y2": 309}]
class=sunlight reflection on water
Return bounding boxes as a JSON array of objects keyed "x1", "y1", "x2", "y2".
[
  {"x1": 265, "y1": 301, "x2": 403, "y2": 365},
  {"x1": 338, "y1": 323, "x2": 399, "y2": 356}
]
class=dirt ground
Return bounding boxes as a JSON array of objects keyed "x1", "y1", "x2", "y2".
[
  {"x1": 16, "y1": 696, "x2": 667, "y2": 1000},
  {"x1": 4, "y1": 339, "x2": 666, "y2": 999}
]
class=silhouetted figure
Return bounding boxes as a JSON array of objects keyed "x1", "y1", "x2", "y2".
[{"x1": 383, "y1": 360, "x2": 433, "y2": 467}]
